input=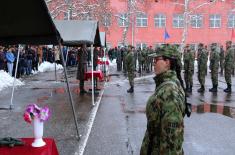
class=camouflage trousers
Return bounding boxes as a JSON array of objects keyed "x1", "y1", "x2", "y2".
[
  {"x1": 184, "y1": 72, "x2": 193, "y2": 88},
  {"x1": 127, "y1": 71, "x2": 134, "y2": 87},
  {"x1": 225, "y1": 68, "x2": 232, "y2": 85},
  {"x1": 220, "y1": 60, "x2": 224, "y2": 73},
  {"x1": 198, "y1": 70, "x2": 206, "y2": 86},
  {"x1": 211, "y1": 69, "x2": 218, "y2": 85}
]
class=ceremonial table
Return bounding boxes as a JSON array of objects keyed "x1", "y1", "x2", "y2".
[
  {"x1": 84, "y1": 70, "x2": 104, "y2": 81},
  {"x1": 84, "y1": 70, "x2": 104, "y2": 91},
  {"x1": 0, "y1": 138, "x2": 59, "y2": 155}
]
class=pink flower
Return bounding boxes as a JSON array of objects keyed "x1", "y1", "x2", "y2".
[
  {"x1": 23, "y1": 104, "x2": 50, "y2": 124},
  {"x1": 39, "y1": 107, "x2": 50, "y2": 122}
]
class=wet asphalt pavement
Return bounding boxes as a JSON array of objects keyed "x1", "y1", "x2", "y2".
[{"x1": 0, "y1": 63, "x2": 235, "y2": 155}]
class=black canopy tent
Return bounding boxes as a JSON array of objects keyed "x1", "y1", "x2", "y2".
[
  {"x1": 54, "y1": 20, "x2": 101, "y2": 106},
  {"x1": 0, "y1": 0, "x2": 80, "y2": 139}
]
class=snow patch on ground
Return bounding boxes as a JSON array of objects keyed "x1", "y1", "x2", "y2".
[
  {"x1": 0, "y1": 70, "x2": 24, "y2": 91},
  {"x1": 38, "y1": 61, "x2": 63, "y2": 72}
]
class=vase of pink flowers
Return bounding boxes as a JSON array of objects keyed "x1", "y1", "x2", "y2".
[{"x1": 23, "y1": 104, "x2": 50, "y2": 147}]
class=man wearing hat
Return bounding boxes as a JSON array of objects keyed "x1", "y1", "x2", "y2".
[
  {"x1": 125, "y1": 45, "x2": 135, "y2": 93},
  {"x1": 197, "y1": 43, "x2": 208, "y2": 92},
  {"x1": 224, "y1": 41, "x2": 234, "y2": 93},
  {"x1": 140, "y1": 46, "x2": 185, "y2": 155},
  {"x1": 209, "y1": 43, "x2": 220, "y2": 92}
]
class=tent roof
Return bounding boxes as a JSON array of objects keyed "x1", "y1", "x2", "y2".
[
  {"x1": 100, "y1": 32, "x2": 106, "y2": 47},
  {"x1": 0, "y1": 0, "x2": 60, "y2": 45},
  {"x1": 54, "y1": 20, "x2": 101, "y2": 46}
]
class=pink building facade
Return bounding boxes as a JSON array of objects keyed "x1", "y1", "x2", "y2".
[
  {"x1": 49, "y1": 0, "x2": 235, "y2": 49},
  {"x1": 104, "y1": 0, "x2": 235, "y2": 49}
]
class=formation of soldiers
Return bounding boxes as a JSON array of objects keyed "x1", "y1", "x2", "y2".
[{"x1": 115, "y1": 40, "x2": 235, "y2": 93}]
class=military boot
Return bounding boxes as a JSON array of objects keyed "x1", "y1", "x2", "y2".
[
  {"x1": 209, "y1": 85, "x2": 217, "y2": 92},
  {"x1": 197, "y1": 85, "x2": 205, "y2": 93},
  {"x1": 127, "y1": 86, "x2": 134, "y2": 93},
  {"x1": 224, "y1": 84, "x2": 232, "y2": 93}
]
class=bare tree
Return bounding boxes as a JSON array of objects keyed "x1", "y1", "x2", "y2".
[
  {"x1": 172, "y1": 0, "x2": 226, "y2": 52},
  {"x1": 113, "y1": 0, "x2": 149, "y2": 46},
  {"x1": 46, "y1": 0, "x2": 112, "y2": 31}
]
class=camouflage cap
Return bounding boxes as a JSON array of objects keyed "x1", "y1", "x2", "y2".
[
  {"x1": 148, "y1": 46, "x2": 177, "y2": 59},
  {"x1": 226, "y1": 41, "x2": 232, "y2": 44}
]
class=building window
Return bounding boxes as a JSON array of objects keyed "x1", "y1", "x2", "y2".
[
  {"x1": 136, "y1": 43, "x2": 147, "y2": 50},
  {"x1": 173, "y1": 14, "x2": 184, "y2": 28},
  {"x1": 118, "y1": 13, "x2": 128, "y2": 27},
  {"x1": 103, "y1": 14, "x2": 111, "y2": 27},
  {"x1": 228, "y1": 14, "x2": 235, "y2": 28},
  {"x1": 136, "y1": 13, "x2": 148, "y2": 27},
  {"x1": 154, "y1": 14, "x2": 166, "y2": 28},
  {"x1": 190, "y1": 14, "x2": 203, "y2": 28},
  {"x1": 209, "y1": 14, "x2": 221, "y2": 28}
]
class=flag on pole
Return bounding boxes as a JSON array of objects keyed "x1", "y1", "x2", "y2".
[
  {"x1": 164, "y1": 28, "x2": 170, "y2": 40},
  {"x1": 231, "y1": 28, "x2": 235, "y2": 40}
]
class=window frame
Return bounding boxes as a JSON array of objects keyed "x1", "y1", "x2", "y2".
[
  {"x1": 154, "y1": 14, "x2": 166, "y2": 28},
  {"x1": 118, "y1": 13, "x2": 129, "y2": 27},
  {"x1": 209, "y1": 14, "x2": 221, "y2": 28},
  {"x1": 136, "y1": 13, "x2": 148, "y2": 27},
  {"x1": 173, "y1": 14, "x2": 184, "y2": 28},
  {"x1": 190, "y1": 14, "x2": 203, "y2": 28},
  {"x1": 228, "y1": 14, "x2": 235, "y2": 28}
]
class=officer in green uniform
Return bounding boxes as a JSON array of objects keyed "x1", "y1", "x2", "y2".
[
  {"x1": 209, "y1": 43, "x2": 220, "y2": 92},
  {"x1": 224, "y1": 41, "x2": 234, "y2": 93},
  {"x1": 219, "y1": 45, "x2": 225, "y2": 75},
  {"x1": 125, "y1": 45, "x2": 135, "y2": 93},
  {"x1": 197, "y1": 43, "x2": 208, "y2": 92},
  {"x1": 140, "y1": 47, "x2": 185, "y2": 155},
  {"x1": 183, "y1": 45, "x2": 194, "y2": 93}
]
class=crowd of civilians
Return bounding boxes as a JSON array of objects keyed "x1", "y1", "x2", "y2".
[{"x1": 0, "y1": 45, "x2": 108, "y2": 79}]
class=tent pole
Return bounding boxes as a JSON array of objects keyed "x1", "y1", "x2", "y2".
[
  {"x1": 58, "y1": 44, "x2": 81, "y2": 140},
  {"x1": 54, "y1": 46, "x2": 57, "y2": 82},
  {"x1": 10, "y1": 44, "x2": 20, "y2": 109},
  {"x1": 91, "y1": 44, "x2": 95, "y2": 106},
  {"x1": 65, "y1": 47, "x2": 69, "y2": 65},
  {"x1": 54, "y1": 61, "x2": 57, "y2": 82}
]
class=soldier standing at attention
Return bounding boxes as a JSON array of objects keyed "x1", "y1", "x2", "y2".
[
  {"x1": 77, "y1": 44, "x2": 88, "y2": 94},
  {"x1": 140, "y1": 47, "x2": 185, "y2": 155},
  {"x1": 224, "y1": 41, "x2": 234, "y2": 93},
  {"x1": 126, "y1": 45, "x2": 135, "y2": 93},
  {"x1": 219, "y1": 45, "x2": 225, "y2": 75},
  {"x1": 183, "y1": 45, "x2": 194, "y2": 93},
  {"x1": 197, "y1": 43, "x2": 208, "y2": 93},
  {"x1": 209, "y1": 43, "x2": 220, "y2": 92}
]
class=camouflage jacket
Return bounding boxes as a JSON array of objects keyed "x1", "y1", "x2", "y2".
[
  {"x1": 125, "y1": 51, "x2": 135, "y2": 72},
  {"x1": 183, "y1": 51, "x2": 194, "y2": 73},
  {"x1": 224, "y1": 47, "x2": 234, "y2": 69},
  {"x1": 198, "y1": 48, "x2": 207, "y2": 72},
  {"x1": 210, "y1": 50, "x2": 220, "y2": 71},
  {"x1": 140, "y1": 70, "x2": 185, "y2": 155}
]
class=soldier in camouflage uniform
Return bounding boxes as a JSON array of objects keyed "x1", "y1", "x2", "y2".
[
  {"x1": 141, "y1": 46, "x2": 185, "y2": 155},
  {"x1": 122, "y1": 47, "x2": 128, "y2": 75},
  {"x1": 183, "y1": 45, "x2": 194, "y2": 93},
  {"x1": 219, "y1": 45, "x2": 225, "y2": 75},
  {"x1": 209, "y1": 43, "x2": 220, "y2": 92},
  {"x1": 125, "y1": 45, "x2": 135, "y2": 93},
  {"x1": 77, "y1": 44, "x2": 88, "y2": 94},
  {"x1": 197, "y1": 43, "x2": 208, "y2": 92},
  {"x1": 224, "y1": 41, "x2": 234, "y2": 93}
]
